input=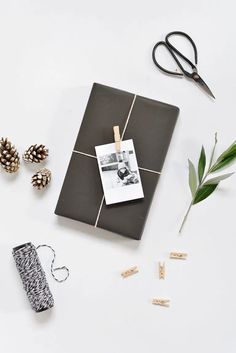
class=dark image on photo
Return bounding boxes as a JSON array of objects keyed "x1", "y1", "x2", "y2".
[{"x1": 100, "y1": 150, "x2": 139, "y2": 190}]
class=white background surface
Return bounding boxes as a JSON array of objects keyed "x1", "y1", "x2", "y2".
[{"x1": 0, "y1": 1, "x2": 236, "y2": 353}]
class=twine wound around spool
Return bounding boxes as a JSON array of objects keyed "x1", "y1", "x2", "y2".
[{"x1": 12, "y1": 242, "x2": 69, "y2": 313}]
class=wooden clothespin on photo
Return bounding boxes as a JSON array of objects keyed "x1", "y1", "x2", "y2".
[
  {"x1": 113, "y1": 125, "x2": 121, "y2": 153},
  {"x1": 121, "y1": 266, "x2": 139, "y2": 278},
  {"x1": 159, "y1": 262, "x2": 165, "y2": 280},
  {"x1": 170, "y1": 252, "x2": 188, "y2": 260},
  {"x1": 152, "y1": 298, "x2": 170, "y2": 307}
]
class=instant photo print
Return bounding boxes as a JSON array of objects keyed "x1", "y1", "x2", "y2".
[
  {"x1": 95, "y1": 139, "x2": 144, "y2": 205},
  {"x1": 55, "y1": 83, "x2": 179, "y2": 240}
]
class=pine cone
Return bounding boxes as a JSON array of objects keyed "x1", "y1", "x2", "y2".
[
  {"x1": 23, "y1": 144, "x2": 49, "y2": 163},
  {"x1": 0, "y1": 138, "x2": 20, "y2": 173},
  {"x1": 32, "y1": 168, "x2": 51, "y2": 190}
]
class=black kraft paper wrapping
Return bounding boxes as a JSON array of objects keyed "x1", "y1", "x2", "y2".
[{"x1": 55, "y1": 83, "x2": 179, "y2": 240}]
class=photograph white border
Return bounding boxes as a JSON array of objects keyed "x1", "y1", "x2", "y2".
[{"x1": 95, "y1": 139, "x2": 144, "y2": 205}]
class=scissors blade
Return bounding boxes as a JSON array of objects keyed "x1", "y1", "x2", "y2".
[{"x1": 192, "y1": 73, "x2": 215, "y2": 99}]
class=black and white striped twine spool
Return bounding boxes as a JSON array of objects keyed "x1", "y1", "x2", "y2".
[{"x1": 13, "y1": 242, "x2": 69, "y2": 312}]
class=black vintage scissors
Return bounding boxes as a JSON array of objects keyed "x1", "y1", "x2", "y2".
[{"x1": 152, "y1": 31, "x2": 215, "y2": 99}]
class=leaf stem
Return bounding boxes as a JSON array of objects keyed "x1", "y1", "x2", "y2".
[
  {"x1": 179, "y1": 201, "x2": 193, "y2": 234},
  {"x1": 179, "y1": 166, "x2": 212, "y2": 234},
  {"x1": 209, "y1": 132, "x2": 218, "y2": 170}
]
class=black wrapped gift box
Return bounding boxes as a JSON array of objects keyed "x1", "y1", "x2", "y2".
[{"x1": 55, "y1": 83, "x2": 179, "y2": 240}]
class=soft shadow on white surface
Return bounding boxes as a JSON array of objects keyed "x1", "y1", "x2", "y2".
[
  {"x1": 22, "y1": 159, "x2": 48, "y2": 173},
  {"x1": 33, "y1": 308, "x2": 54, "y2": 323},
  {"x1": 0, "y1": 169, "x2": 20, "y2": 182},
  {"x1": 31, "y1": 186, "x2": 52, "y2": 200}
]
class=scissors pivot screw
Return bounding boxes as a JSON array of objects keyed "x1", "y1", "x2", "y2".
[{"x1": 193, "y1": 73, "x2": 199, "y2": 80}]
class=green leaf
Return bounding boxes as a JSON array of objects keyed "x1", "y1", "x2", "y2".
[
  {"x1": 204, "y1": 172, "x2": 234, "y2": 185},
  {"x1": 188, "y1": 159, "x2": 197, "y2": 197},
  {"x1": 198, "y1": 146, "x2": 206, "y2": 182},
  {"x1": 215, "y1": 142, "x2": 236, "y2": 163},
  {"x1": 193, "y1": 184, "x2": 218, "y2": 204},
  {"x1": 210, "y1": 154, "x2": 236, "y2": 173}
]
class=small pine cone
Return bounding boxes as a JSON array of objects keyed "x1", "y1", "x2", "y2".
[
  {"x1": 0, "y1": 137, "x2": 20, "y2": 173},
  {"x1": 23, "y1": 144, "x2": 49, "y2": 163},
  {"x1": 32, "y1": 168, "x2": 51, "y2": 190}
]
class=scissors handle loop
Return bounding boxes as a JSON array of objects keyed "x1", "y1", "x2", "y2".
[
  {"x1": 152, "y1": 31, "x2": 198, "y2": 78},
  {"x1": 152, "y1": 41, "x2": 184, "y2": 77}
]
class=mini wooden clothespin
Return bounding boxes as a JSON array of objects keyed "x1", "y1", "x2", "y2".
[
  {"x1": 159, "y1": 262, "x2": 165, "y2": 279},
  {"x1": 152, "y1": 298, "x2": 170, "y2": 307},
  {"x1": 170, "y1": 252, "x2": 188, "y2": 260},
  {"x1": 121, "y1": 266, "x2": 139, "y2": 278},
  {"x1": 113, "y1": 126, "x2": 121, "y2": 152}
]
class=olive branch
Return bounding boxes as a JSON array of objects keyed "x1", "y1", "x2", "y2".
[{"x1": 179, "y1": 133, "x2": 236, "y2": 233}]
